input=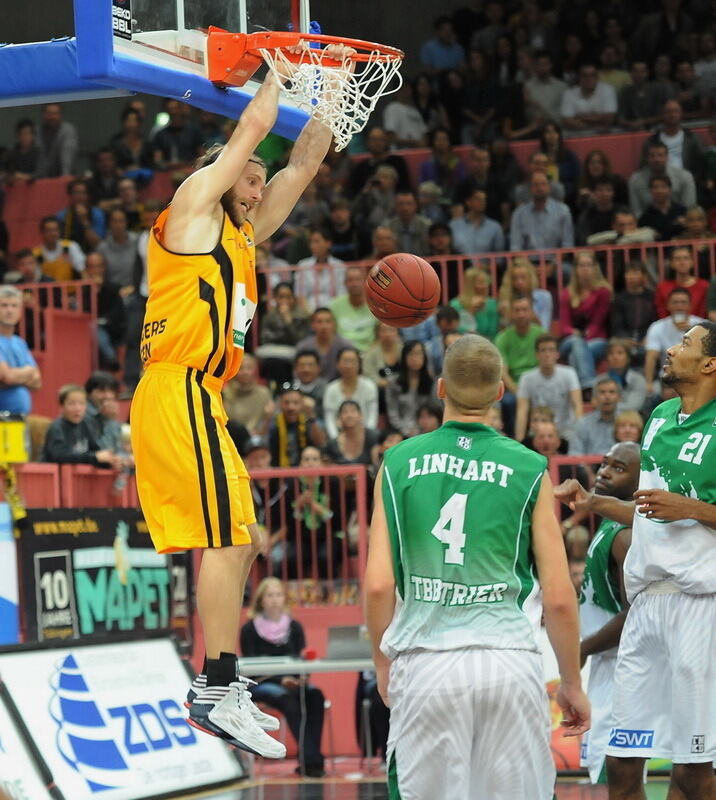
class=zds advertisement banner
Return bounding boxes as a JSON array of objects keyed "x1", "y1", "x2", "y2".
[{"x1": 0, "y1": 639, "x2": 244, "y2": 799}]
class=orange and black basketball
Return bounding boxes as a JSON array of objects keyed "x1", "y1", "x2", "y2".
[{"x1": 365, "y1": 253, "x2": 441, "y2": 328}]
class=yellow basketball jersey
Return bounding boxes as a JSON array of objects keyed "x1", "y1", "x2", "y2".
[{"x1": 141, "y1": 208, "x2": 257, "y2": 383}]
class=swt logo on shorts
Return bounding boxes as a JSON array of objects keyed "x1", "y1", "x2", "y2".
[
  {"x1": 49, "y1": 654, "x2": 196, "y2": 792},
  {"x1": 608, "y1": 728, "x2": 654, "y2": 748}
]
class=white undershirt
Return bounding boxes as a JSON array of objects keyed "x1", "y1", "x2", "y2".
[{"x1": 659, "y1": 129, "x2": 685, "y2": 169}]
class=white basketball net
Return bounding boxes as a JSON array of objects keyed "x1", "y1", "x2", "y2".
[{"x1": 260, "y1": 46, "x2": 403, "y2": 151}]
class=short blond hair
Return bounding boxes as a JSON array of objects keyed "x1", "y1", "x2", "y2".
[
  {"x1": 442, "y1": 334, "x2": 502, "y2": 413},
  {"x1": 614, "y1": 410, "x2": 644, "y2": 441}
]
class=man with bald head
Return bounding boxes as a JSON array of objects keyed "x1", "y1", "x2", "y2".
[
  {"x1": 365, "y1": 334, "x2": 590, "y2": 799},
  {"x1": 560, "y1": 442, "x2": 641, "y2": 787}
]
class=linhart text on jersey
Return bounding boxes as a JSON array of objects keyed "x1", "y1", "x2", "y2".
[{"x1": 407, "y1": 453, "x2": 515, "y2": 487}]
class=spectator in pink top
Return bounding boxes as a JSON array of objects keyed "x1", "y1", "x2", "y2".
[
  {"x1": 654, "y1": 245, "x2": 709, "y2": 319},
  {"x1": 559, "y1": 250, "x2": 613, "y2": 389}
]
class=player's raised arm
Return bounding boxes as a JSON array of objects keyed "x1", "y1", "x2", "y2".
[
  {"x1": 531, "y1": 471, "x2": 591, "y2": 736},
  {"x1": 177, "y1": 79, "x2": 282, "y2": 212},
  {"x1": 251, "y1": 43, "x2": 355, "y2": 244},
  {"x1": 364, "y1": 466, "x2": 396, "y2": 706},
  {"x1": 251, "y1": 118, "x2": 332, "y2": 244}
]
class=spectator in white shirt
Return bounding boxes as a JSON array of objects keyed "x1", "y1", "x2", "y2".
[
  {"x1": 525, "y1": 50, "x2": 566, "y2": 124},
  {"x1": 322, "y1": 346, "x2": 379, "y2": 438},
  {"x1": 294, "y1": 229, "x2": 346, "y2": 310},
  {"x1": 560, "y1": 62, "x2": 617, "y2": 132},
  {"x1": 643, "y1": 287, "x2": 705, "y2": 398},
  {"x1": 641, "y1": 99, "x2": 704, "y2": 175},
  {"x1": 383, "y1": 82, "x2": 428, "y2": 148}
]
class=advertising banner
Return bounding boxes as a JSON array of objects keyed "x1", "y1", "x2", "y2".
[
  {"x1": 0, "y1": 638, "x2": 244, "y2": 799},
  {"x1": 0, "y1": 693, "x2": 54, "y2": 800},
  {"x1": 17, "y1": 509, "x2": 191, "y2": 648},
  {"x1": 0, "y1": 503, "x2": 19, "y2": 644}
]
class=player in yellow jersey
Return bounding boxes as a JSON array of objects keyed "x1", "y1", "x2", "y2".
[{"x1": 130, "y1": 52, "x2": 352, "y2": 757}]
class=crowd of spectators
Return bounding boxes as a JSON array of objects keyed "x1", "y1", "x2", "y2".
[{"x1": 2, "y1": 2, "x2": 716, "y2": 585}]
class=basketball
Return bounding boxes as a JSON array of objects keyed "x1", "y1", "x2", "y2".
[{"x1": 365, "y1": 253, "x2": 441, "y2": 328}]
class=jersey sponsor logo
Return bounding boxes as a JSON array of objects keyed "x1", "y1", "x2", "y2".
[
  {"x1": 50, "y1": 653, "x2": 197, "y2": 792},
  {"x1": 410, "y1": 574, "x2": 508, "y2": 606},
  {"x1": 608, "y1": 728, "x2": 654, "y2": 748},
  {"x1": 456, "y1": 436, "x2": 472, "y2": 450},
  {"x1": 139, "y1": 317, "x2": 167, "y2": 362},
  {"x1": 691, "y1": 735, "x2": 705, "y2": 754},
  {"x1": 232, "y1": 283, "x2": 256, "y2": 349},
  {"x1": 407, "y1": 453, "x2": 514, "y2": 487}
]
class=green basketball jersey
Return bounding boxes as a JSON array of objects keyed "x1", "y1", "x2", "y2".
[
  {"x1": 580, "y1": 519, "x2": 626, "y2": 651},
  {"x1": 626, "y1": 397, "x2": 716, "y2": 599},
  {"x1": 380, "y1": 420, "x2": 547, "y2": 657}
]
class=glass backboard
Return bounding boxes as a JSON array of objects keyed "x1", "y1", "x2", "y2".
[
  {"x1": 73, "y1": 0, "x2": 312, "y2": 138},
  {"x1": 113, "y1": 0, "x2": 309, "y2": 79}
]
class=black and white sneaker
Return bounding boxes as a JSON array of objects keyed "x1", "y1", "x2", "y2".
[
  {"x1": 187, "y1": 684, "x2": 285, "y2": 758},
  {"x1": 186, "y1": 674, "x2": 280, "y2": 731}
]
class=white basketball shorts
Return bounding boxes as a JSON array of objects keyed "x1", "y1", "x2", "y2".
[
  {"x1": 605, "y1": 588, "x2": 716, "y2": 763},
  {"x1": 386, "y1": 647, "x2": 555, "y2": 800}
]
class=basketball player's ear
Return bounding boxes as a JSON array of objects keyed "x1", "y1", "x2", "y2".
[
  {"x1": 495, "y1": 380, "x2": 505, "y2": 403},
  {"x1": 436, "y1": 377, "x2": 446, "y2": 399},
  {"x1": 703, "y1": 356, "x2": 716, "y2": 376}
]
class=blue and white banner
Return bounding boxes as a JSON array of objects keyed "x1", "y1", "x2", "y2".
[
  {"x1": 0, "y1": 638, "x2": 244, "y2": 799},
  {"x1": 0, "y1": 696, "x2": 53, "y2": 800},
  {"x1": 0, "y1": 503, "x2": 19, "y2": 644}
]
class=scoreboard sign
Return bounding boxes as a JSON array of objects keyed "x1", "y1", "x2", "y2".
[{"x1": 18, "y1": 509, "x2": 191, "y2": 648}]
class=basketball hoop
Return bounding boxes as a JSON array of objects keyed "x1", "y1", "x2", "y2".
[{"x1": 207, "y1": 29, "x2": 404, "y2": 151}]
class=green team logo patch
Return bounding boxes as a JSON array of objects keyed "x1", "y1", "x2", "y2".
[
  {"x1": 456, "y1": 436, "x2": 472, "y2": 450},
  {"x1": 232, "y1": 285, "x2": 255, "y2": 350}
]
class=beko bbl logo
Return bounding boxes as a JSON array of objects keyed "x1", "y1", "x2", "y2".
[{"x1": 49, "y1": 653, "x2": 196, "y2": 792}]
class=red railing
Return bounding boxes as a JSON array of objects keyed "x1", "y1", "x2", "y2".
[
  {"x1": 261, "y1": 237, "x2": 716, "y2": 306},
  {"x1": 3, "y1": 462, "x2": 370, "y2": 599},
  {"x1": 254, "y1": 237, "x2": 716, "y2": 348},
  {"x1": 248, "y1": 464, "x2": 369, "y2": 602},
  {"x1": 15, "y1": 279, "x2": 97, "y2": 354}
]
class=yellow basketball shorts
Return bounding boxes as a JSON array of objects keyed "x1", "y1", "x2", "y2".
[{"x1": 130, "y1": 362, "x2": 255, "y2": 553}]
